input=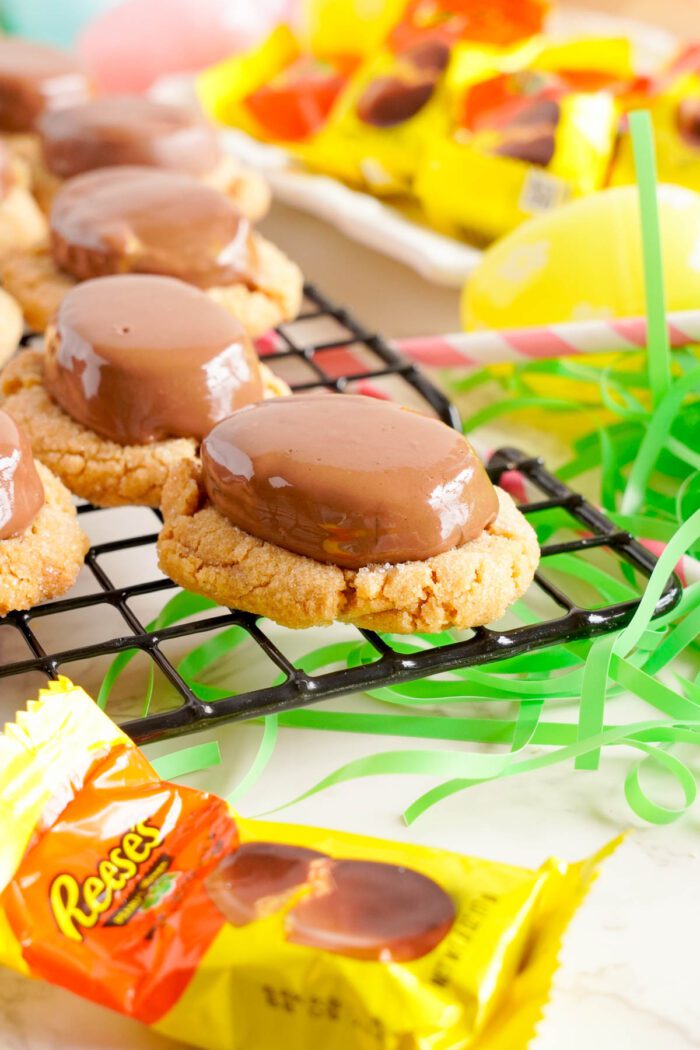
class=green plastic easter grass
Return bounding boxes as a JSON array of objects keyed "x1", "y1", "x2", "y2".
[
  {"x1": 629, "y1": 110, "x2": 672, "y2": 408},
  {"x1": 152, "y1": 740, "x2": 221, "y2": 781},
  {"x1": 99, "y1": 112, "x2": 700, "y2": 825}
]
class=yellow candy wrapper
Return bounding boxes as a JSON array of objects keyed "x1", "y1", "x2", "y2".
[
  {"x1": 610, "y1": 46, "x2": 700, "y2": 193},
  {"x1": 0, "y1": 679, "x2": 617, "y2": 1050},
  {"x1": 297, "y1": 37, "x2": 455, "y2": 195},
  {"x1": 198, "y1": 24, "x2": 301, "y2": 138},
  {"x1": 416, "y1": 38, "x2": 631, "y2": 241},
  {"x1": 301, "y1": 0, "x2": 406, "y2": 60},
  {"x1": 197, "y1": 25, "x2": 359, "y2": 144}
]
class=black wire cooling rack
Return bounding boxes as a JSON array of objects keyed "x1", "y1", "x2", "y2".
[{"x1": 0, "y1": 283, "x2": 681, "y2": 744}]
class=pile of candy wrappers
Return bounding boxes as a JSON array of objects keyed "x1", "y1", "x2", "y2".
[{"x1": 198, "y1": 0, "x2": 700, "y2": 242}]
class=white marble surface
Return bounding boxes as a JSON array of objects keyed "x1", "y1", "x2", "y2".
[{"x1": 1, "y1": 201, "x2": 697, "y2": 1049}]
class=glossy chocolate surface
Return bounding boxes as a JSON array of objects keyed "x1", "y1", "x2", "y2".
[
  {"x1": 44, "y1": 275, "x2": 263, "y2": 445},
  {"x1": 357, "y1": 40, "x2": 449, "y2": 127},
  {"x1": 493, "y1": 99, "x2": 559, "y2": 166},
  {"x1": 287, "y1": 859, "x2": 456, "y2": 962},
  {"x1": 201, "y1": 394, "x2": 499, "y2": 568},
  {"x1": 206, "y1": 843, "x2": 329, "y2": 926},
  {"x1": 0, "y1": 409, "x2": 44, "y2": 540},
  {"x1": 678, "y1": 97, "x2": 700, "y2": 147},
  {"x1": 206, "y1": 843, "x2": 455, "y2": 962},
  {"x1": 51, "y1": 167, "x2": 255, "y2": 287},
  {"x1": 357, "y1": 76, "x2": 434, "y2": 127},
  {"x1": 0, "y1": 38, "x2": 90, "y2": 133},
  {"x1": 39, "y1": 96, "x2": 222, "y2": 179}
]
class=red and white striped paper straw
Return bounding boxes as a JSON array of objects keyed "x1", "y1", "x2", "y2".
[{"x1": 392, "y1": 310, "x2": 700, "y2": 368}]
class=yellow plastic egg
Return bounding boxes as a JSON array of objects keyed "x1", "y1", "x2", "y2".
[{"x1": 462, "y1": 184, "x2": 700, "y2": 330}]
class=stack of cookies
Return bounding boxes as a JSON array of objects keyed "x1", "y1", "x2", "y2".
[{"x1": 0, "y1": 35, "x2": 538, "y2": 630}]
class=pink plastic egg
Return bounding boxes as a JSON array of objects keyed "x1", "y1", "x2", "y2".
[{"x1": 78, "y1": 0, "x2": 299, "y2": 93}]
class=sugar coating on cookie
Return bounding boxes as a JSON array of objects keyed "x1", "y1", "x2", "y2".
[
  {"x1": 0, "y1": 461, "x2": 88, "y2": 614},
  {"x1": 158, "y1": 457, "x2": 540, "y2": 633}
]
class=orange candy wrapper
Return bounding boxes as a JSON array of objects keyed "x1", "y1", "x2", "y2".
[
  {"x1": 197, "y1": 24, "x2": 359, "y2": 144},
  {"x1": 0, "y1": 679, "x2": 617, "y2": 1050},
  {"x1": 386, "y1": 0, "x2": 550, "y2": 51}
]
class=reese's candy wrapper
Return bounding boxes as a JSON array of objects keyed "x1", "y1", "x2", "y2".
[
  {"x1": 387, "y1": 0, "x2": 550, "y2": 52},
  {"x1": 298, "y1": 36, "x2": 456, "y2": 194},
  {"x1": 198, "y1": 25, "x2": 357, "y2": 143},
  {"x1": 297, "y1": 2, "x2": 551, "y2": 196},
  {"x1": 610, "y1": 45, "x2": 700, "y2": 194},
  {"x1": 415, "y1": 37, "x2": 630, "y2": 241},
  {"x1": 0, "y1": 678, "x2": 617, "y2": 1050},
  {"x1": 303, "y1": 0, "x2": 548, "y2": 63}
]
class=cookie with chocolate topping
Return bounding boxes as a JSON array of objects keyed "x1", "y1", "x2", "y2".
[
  {"x1": 0, "y1": 408, "x2": 88, "y2": 614},
  {"x1": 0, "y1": 137, "x2": 47, "y2": 269},
  {"x1": 157, "y1": 395, "x2": 539, "y2": 633},
  {"x1": 0, "y1": 284, "x2": 23, "y2": 370},
  {"x1": 0, "y1": 275, "x2": 290, "y2": 507},
  {"x1": 0, "y1": 37, "x2": 91, "y2": 179},
  {"x1": 1, "y1": 167, "x2": 302, "y2": 335},
  {"x1": 31, "y1": 96, "x2": 270, "y2": 219}
]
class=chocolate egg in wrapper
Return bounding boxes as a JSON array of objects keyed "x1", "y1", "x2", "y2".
[
  {"x1": 286, "y1": 859, "x2": 456, "y2": 962},
  {"x1": 0, "y1": 681, "x2": 619, "y2": 1050},
  {"x1": 206, "y1": 843, "x2": 330, "y2": 926}
]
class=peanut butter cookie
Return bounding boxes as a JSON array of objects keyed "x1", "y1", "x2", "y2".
[
  {"x1": 202, "y1": 154, "x2": 271, "y2": 222},
  {"x1": 0, "y1": 287, "x2": 23, "y2": 368},
  {"x1": 0, "y1": 459, "x2": 88, "y2": 615},
  {"x1": 33, "y1": 96, "x2": 271, "y2": 220},
  {"x1": 0, "y1": 182, "x2": 47, "y2": 255},
  {"x1": 1, "y1": 166, "x2": 301, "y2": 335},
  {"x1": 0, "y1": 140, "x2": 47, "y2": 259},
  {"x1": 31, "y1": 150, "x2": 271, "y2": 221},
  {"x1": 0, "y1": 233, "x2": 302, "y2": 337},
  {"x1": 157, "y1": 458, "x2": 539, "y2": 633}
]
